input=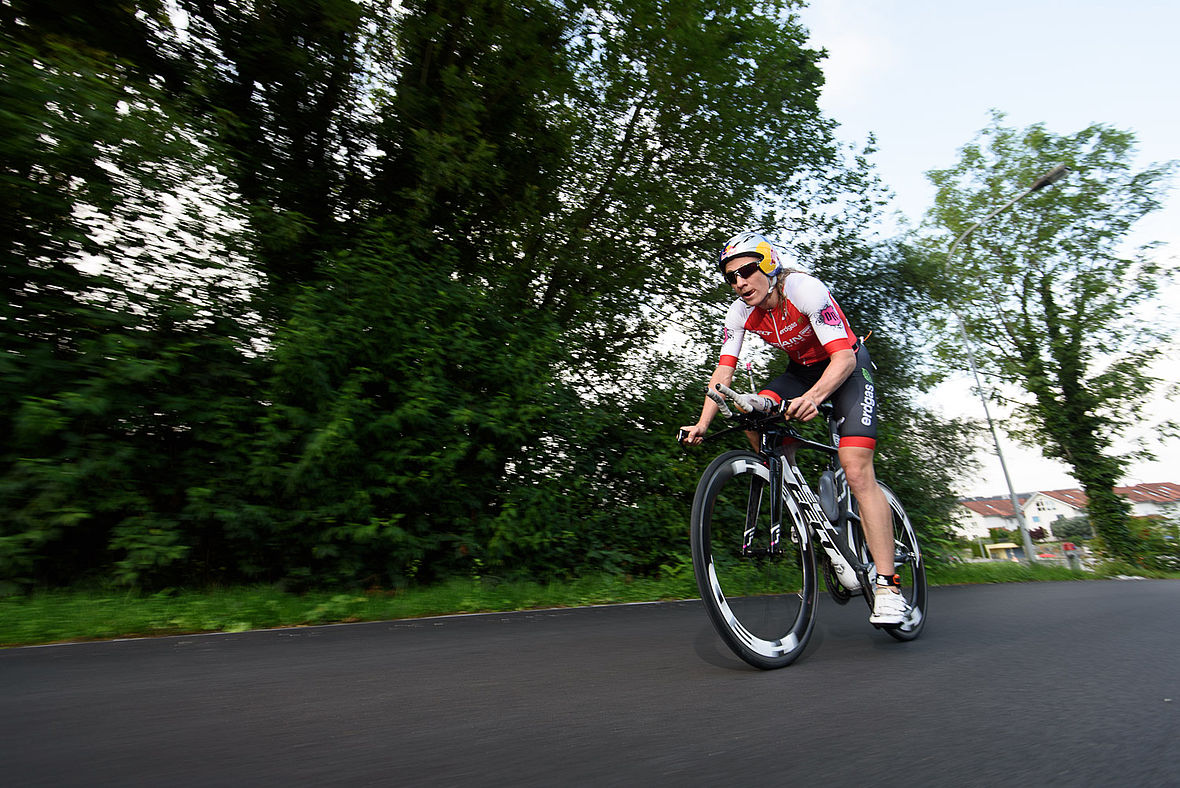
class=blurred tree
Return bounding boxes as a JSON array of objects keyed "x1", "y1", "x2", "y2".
[
  {"x1": 0, "y1": 29, "x2": 258, "y2": 585},
  {"x1": 1052, "y1": 515, "x2": 1094, "y2": 543},
  {"x1": 243, "y1": 227, "x2": 563, "y2": 585},
  {"x1": 923, "y1": 114, "x2": 1176, "y2": 562},
  {"x1": 987, "y1": 527, "x2": 1012, "y2": 542},
  {"x1": 270, "y1": 0, "x2": 858, "y2": 580},
  {"x1": 375, "y1": 0, "x2": 841, "y2": 343},
  {"x1": 171, "y1": 0, "x2": 379, "y2": 315},
  {"x1": 0, "y1": 0, "x2": 186, "y2": 89},
  {"x1": 1, "y1": 0, "x2": 979, "y2": 588}
]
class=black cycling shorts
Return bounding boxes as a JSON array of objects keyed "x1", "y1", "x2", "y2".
[{"x1": 759, "y1": 344, "x2": 879, "y2": 450}]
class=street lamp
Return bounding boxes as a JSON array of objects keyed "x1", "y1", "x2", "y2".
[{"x1": 945, "y1": 164, "x2": 1069, "y2": 565}]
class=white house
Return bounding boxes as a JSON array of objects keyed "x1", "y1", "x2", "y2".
[
  {"x1": 954, "y1": 481, "x2": 1180, "y2": 541},
  {"x1": 1024, "y1": 490, "x2": 1086, "y2": 537},
  {"x1": 1119, "y1": 482, "x2": 1180, "y2": 519},
  {"x1": 956, "y1": 496, "x2": 1028, "y2": 540}
]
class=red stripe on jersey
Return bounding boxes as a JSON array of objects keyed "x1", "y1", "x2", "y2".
[{"x1": 822, "y1": 338, "x2": 854, "y2": 356}]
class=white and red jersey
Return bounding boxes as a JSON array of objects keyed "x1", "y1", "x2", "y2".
[{"x1": 718, "y1": 273, "x2": 858, "y2": 368}]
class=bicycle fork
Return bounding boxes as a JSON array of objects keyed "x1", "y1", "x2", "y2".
[{"x1": 741, "y1": 454, "x2": 785, "y2": 556}]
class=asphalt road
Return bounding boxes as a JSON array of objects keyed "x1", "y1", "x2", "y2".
[{"x1": 3, "y1": 579, "x2": 1178, "y2": 787}]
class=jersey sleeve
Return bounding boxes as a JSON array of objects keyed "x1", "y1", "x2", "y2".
[
  {"x1": 718, "y1": 300, "x2": 746, "y2": 368},
  {"x1": 783, "y1": 274, "x2": 855, "y2": 356}
]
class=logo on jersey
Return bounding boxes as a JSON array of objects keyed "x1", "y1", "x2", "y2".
[
  {"x1": 754, "y1": 326, "x2": 811, "y2": 348},
  {"x1": 861, "y1": 383, "x2": 876, "y2": 426},
  {"x1": 819, "y1": 303, "x2": 843, "y2": 327}
]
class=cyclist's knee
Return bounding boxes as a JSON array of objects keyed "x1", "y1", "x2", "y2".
[
  {"x1": 838, "y1": 448, "x2": 877, "y2": 492},
  {"x1": 845, "y1": 470, "x2": 876, "y2": 496}
]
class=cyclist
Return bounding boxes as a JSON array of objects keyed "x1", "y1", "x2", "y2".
[{"x1": 679, "y1": 231, "x2": 908, "y2": 626}]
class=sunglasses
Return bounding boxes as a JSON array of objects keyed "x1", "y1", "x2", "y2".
[{"x1": 723, "y1": 260, "x2": 762, "y2": 285}]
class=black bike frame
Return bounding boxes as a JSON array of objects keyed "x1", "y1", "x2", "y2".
[{"x1": 750, "y1": 414, "x2": 876, "y2": 601}]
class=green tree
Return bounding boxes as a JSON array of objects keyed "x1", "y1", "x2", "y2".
[
  {"x1": 170, "y1": 0, "x2": 378, "y2": 314},
  {"x1": 242, "y1": 227, "x2": 564, "y2": 585},
  {"x1": 375, "y1": 0, "x2": 841, "y2": 337},
  {"x1": 242, "y1": 0, "x2": 976, "y2": 583},
  {"x1": 1, "y1": 0, "x2": 979, "y2": 590},
  {"x1": 923, "y1": 114, "x2": 1176, "y2": 562},
  {"x1": 1052, "y1": 515, "x2": 1094, "y2": 543},
  {"x1": 988, "y1": 527, "x2": 1012, "y2": 542},
  {"x1": 267, "y1": 0, "x2": 853, "y2": 582},
  {"x1": 0, "y1": 26, "x2": 259, "y2": 586}
]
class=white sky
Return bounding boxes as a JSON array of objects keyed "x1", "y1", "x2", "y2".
[{"x1": 796, "y1": 0, "x2": 1180, "y2": 498}]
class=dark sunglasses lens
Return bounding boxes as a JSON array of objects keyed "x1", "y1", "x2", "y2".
[{"x1": 724, "y1": 261, "x2": 761, "y2": 284}]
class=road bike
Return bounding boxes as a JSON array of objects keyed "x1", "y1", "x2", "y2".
[{"x1": 681, "y1": 385, "x2": 927, "y2": 670}]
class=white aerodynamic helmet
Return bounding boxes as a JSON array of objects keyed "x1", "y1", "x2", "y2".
[{"x1": 718, "y1": 231, "x2": 782, "y2": 279}]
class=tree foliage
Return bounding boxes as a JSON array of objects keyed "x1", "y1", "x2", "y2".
[
  {"x1": 0, "y1": 26, "x2": 258, "y2": 586},
  {"x1": 1, "y1": 0, "x2": 970, "y2": 590},
  {"x1": 1052, "y1": 515, "x2": 1093, "y2": 543},
  {"x1": 922, "y1": 113, "x2": 1176, "y2": 561}
]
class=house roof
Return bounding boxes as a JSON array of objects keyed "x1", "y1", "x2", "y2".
[
  {"x1": 959, "y1": 496, "x2": 1028, "y2": 517},
  {"x1": 1040, "y1": 489, "x2": 1088, "y2": 507},
  {"x1": 1117, "y1": 481, "x2": 1180, "y2": 503},
  {"x1": 958, "y1": 482, "x2": 1180, "y2": 516}
]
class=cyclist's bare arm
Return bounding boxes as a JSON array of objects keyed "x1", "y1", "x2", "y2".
[{"x1": 678, "y1": 364, "x2": 735, "y2": 445}]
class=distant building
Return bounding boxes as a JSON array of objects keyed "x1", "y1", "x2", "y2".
[
  {"x1": 956, "y1": 495, "x2": 1028, "y2": 540},
  {"x1": 954, "y1": 482, "x2": 1180, "y2": 541}
]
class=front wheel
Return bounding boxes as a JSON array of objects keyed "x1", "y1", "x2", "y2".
[
  {"x1": 858, "y1": 482, "x2": 928, "y2": 641},
  {"x1": 690, "y1": 450, "x2": 818, "y2": 669}
]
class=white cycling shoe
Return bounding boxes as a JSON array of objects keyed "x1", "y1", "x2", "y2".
[{"x1": 869, "y1": 575, "x2": 909, "y2": 627}]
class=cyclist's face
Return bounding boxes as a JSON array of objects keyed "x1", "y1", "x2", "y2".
[{"x1": 724, "y1": 255, "x2": 771, "y2": 306}]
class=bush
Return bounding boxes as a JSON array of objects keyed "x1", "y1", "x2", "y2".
[{"x1": 1088, "y1": 516, "x2": 1180, "y2": 572}]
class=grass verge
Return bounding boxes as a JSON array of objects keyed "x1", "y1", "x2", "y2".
[{"x1": 2, "y1": 561, "x2": 1175, "y2": 647}]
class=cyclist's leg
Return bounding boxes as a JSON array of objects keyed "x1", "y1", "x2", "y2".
[
  {"x1": 840, "y1": 445, "x2": 906, "y2": 624},
  {"x1": 828, "y1": 345, "x2": 890, "y2": 571},
  {"x1": 838, "y1": 444, "x2": 892, "y2": 576},
  {"x1": 764, "y1": 357, "x2": 890, "y2": 569},
  {"x1": 828, "y1": 346, "x2": 908, "y2": 622},
  {"x1": 765, "y1": 352, "x2": 892, "y2": 577},
  {"x1": 878, "y1": 483, "x2": 927, "y2": 640}
]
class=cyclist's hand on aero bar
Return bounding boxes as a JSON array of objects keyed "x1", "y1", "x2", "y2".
[
  {"x1": 783, "y1": 394, "x2": 821, "y2": 422},
  {"x1": 677, "y1": 423, "x2": 707, "y2": 446},
  {"x1": 715, "y1": 384, "x2": 777, "y2": 415},
  {"x1": 676, "y1": 384, "x2": 743, "y2": 447},
  {"x1": 678, "y1": 384, "x2": 781, "y2": 446}
]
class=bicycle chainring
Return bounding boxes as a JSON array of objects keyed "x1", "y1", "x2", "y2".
[{"x1": 821, "y1": 553, "x2": 852, "y2": 605}]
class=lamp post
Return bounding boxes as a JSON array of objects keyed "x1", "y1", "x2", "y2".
[{"x1": 946, "y1": 164, "x2": 1069, "y2": 564}]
